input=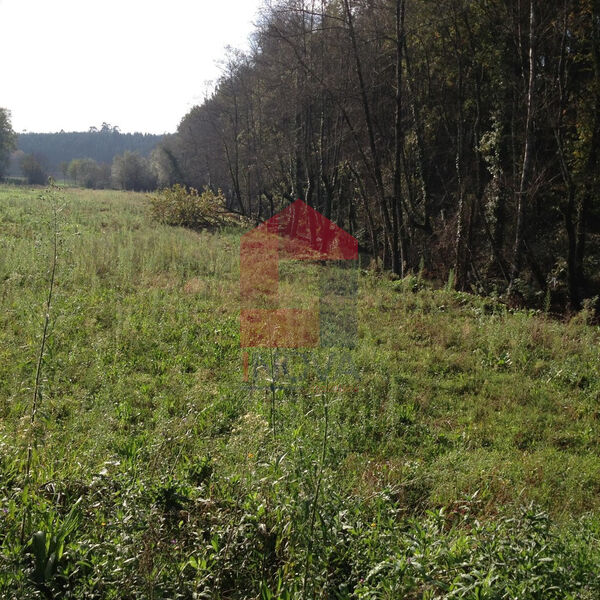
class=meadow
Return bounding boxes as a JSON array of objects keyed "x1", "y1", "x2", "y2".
[{"x1": 1, "y1": 184, "x2": 599, "y2": 598}]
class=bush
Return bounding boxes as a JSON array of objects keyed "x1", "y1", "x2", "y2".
[{"x1": 149, "y1": 184, "x2": 241, "y2": 230}]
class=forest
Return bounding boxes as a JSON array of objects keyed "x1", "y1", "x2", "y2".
[
  {"x1": 11, "y1": 124, "x2": 163, "y2": 178},
  {"x1": 151, "y1": 0, "x2": 600, "y2": 312}
]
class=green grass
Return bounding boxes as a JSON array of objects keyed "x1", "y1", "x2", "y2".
[{"x1": 1, "y1": 184, "x2": 599, "y2": 598}]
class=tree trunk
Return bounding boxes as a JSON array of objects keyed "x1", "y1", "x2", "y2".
[
  {"x1": 342, "y1": 0, "x2": 398, "y2": 273},
  {"x1": 509, "y1": 0, "x2": 536, "y2": 294},
  {"x1": 555, "y1": 0, "x2": 580, "y2": 310},
  {"x1": 404, "y1": 36, "x2": 431, "y2": 232},
  {"x1": 453, "y1": 6, "x2": 468, "y2": 290},
  {"x1": 577, "y1": 0, "x2": 600, "y2": 298},
  {"x1": 393, "y1": 0, "x2": 408, "y2": 277}
]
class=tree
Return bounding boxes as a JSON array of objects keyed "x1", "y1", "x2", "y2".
[
  {"x1": 150, "y1": 141, "x2": 181, "y2": 188},
  {"x1": 112, "y1": 151, "x2": 156, "y2": 191},
  {"x1": 0, "y1": 108, "x2": 16, "y2": 178},
  {"x1": 508, "y1": 0, "x2": 537, "y2": 295},
  {"x1": 21, "y1": 154, "x2": 47, "y2": 185},
  {"x1": 67, "y1": 158, "x2": 110, "y2": 189},
  {"x1": 60, "y1": 161, "x2": 69, "y2": 183}
]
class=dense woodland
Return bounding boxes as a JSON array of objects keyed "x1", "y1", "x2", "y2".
[
  {"x1": 151, "y1": 0, "x2": 600, "y2": 311},
  {"x1": 11, "y1": 125, "x2": 163, "y2": 177}
]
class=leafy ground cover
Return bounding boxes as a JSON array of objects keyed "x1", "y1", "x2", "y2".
[{"x1": 0, "y1": 185, "x2": 599, "y2": 598}]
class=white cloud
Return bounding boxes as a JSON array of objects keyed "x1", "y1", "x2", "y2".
[{"x1": 0, "y1": 0, "x2": 263, "y2": 133}]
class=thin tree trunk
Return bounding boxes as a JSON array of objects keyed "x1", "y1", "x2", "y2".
[
  {"x1": 349, "y1": 162, "x2": 378, "y2": 259},
  {"x1": 404, "y1": 36, "x2": 431, "y2": 232},
  {"x1": 453, "y1": 6, "x2": 468, "y2": 290},
  {"x1": 577, "y1": 0, "x2": 600, "y2": 298},
  {"x1": 393, "y1": 0, "x2": 408, "y2": 276},
  {"x1": 342, "y1": 0, "x2": 397, "y2": 273},
  {"x1": 509, "y1": 0, "x2": 536, "y2": 293},
  {"x1": 555, "y1": 0, "x2": 580, "y2": 309}
]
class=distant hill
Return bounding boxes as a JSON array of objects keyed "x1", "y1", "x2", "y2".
[{"x1": 10, "y1": 124, "x2": 165, "y2": 176}]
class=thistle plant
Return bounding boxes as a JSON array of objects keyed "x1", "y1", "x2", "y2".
[{"x1": 20, "y1": 183, "x2": 63, "y2": 545}]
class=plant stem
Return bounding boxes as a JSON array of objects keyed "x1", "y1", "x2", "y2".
[
  {"x1": 270, "y1": 347, "x2": 276, "y2": 440},
  {"x1": 20, "y1": 188, "x2": 60, "y2": 545},
  {"x1": 303, "y1": 383, "x2": 329, "y2": 598}
]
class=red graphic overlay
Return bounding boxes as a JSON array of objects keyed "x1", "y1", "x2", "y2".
[{"x1": 240, "y1": 200, "x2": 358, "y2": 348}]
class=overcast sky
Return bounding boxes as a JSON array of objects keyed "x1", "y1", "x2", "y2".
[{"x1": 0, "y1": 0, "x2": 264, "y2": 134}]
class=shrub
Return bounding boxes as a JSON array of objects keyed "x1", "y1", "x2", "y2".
[{"x1": 149, "y1": 184, "x2": 240, "y2": 230}]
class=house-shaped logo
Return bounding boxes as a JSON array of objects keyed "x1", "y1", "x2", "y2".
[{"x1": 240, "y1": 200, "x2": 358, "y2": 348}]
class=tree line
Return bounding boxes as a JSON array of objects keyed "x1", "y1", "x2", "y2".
[
  {"x1": 0, "y1": 116, "x2": 162, "y2": 191},
  {"x1": 8, "y1": 150, "x2": 158, "y2": 192},
  {"x1": 153, "y1": 0, "x2": 599, "y2": 311},
  {"x1": 14, "y1": 124, "x2": 163, "y2": 176}
]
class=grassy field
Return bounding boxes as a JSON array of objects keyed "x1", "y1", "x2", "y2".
[{"x1": 1, "y1": 184, "x2": 600, "y2": 598}]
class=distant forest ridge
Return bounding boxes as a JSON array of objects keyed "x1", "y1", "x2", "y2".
[{"x1": 11, "y1": 124, "x2": 165, "y2": 176}]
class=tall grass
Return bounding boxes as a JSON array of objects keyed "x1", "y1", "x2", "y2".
[{"x1": 0, "y1": 184, "x2": 599, "y2": 597}]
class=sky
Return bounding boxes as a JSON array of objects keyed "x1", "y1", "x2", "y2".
[{"x1": 0, "y1": 0, "x2": 264, "y2": 134}]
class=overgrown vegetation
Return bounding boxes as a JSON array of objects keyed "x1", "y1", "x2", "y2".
[
  {"x1": 1, "y1": 185, "x2": 599, "y2": 598},
  {"x1": 149, "y1": 184, "x2": 243, "y2": 230}
]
